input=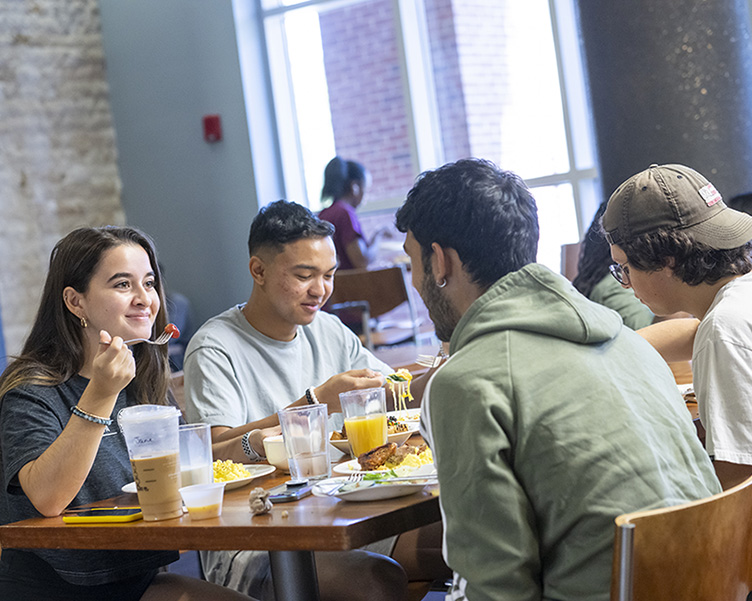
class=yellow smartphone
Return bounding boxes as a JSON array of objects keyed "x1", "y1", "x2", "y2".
[{"x1": 62, "y1": 507, "x2": 143, "y2": 523}]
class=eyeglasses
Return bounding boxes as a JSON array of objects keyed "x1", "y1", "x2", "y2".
[{"x1": 609, "y1": 262, "x2": 631, "y2": 286}]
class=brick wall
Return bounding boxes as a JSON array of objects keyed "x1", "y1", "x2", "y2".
[
  {"x1": 452, "y1": 0, "x2": 509, "y2": 165},
  {"x1": 320, "y1": 0, "x2": 417, "y2": 203},
  {"x1": 318, "y1": 0, "x2": 517, "y2": 258},
  {"x1": 425, "y1": 0, "x2": 471, "y2": 162},
  {"x1": 0, "y1": 0, "x2": 123, "y2": 355},
  {"x1": 319, "y1": 0, "x2": 519, "y2": 197}
]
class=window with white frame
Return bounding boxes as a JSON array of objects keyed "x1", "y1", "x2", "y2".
[{"x1": 254, "y1": 0, "x2": 599, "y2": 273}]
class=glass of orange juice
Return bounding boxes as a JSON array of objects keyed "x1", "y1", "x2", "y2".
[{"x1": 339, "y1": 387, "x2": 387, "y2": 458}]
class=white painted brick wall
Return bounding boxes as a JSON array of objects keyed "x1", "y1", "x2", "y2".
[{"x1": 0, "y1": 0, "x2": 124, "y2": 355}]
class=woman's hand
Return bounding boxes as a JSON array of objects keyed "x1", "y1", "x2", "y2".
[
  {"x1": 87, "y1": 330, "x2": 136, "y2": 400},
  {"x1": 368, "y1": 225, "x2": 393, "y2": 247}
]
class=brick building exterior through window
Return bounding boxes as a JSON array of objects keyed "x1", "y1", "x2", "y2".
[{"x1": 259, "y1": 0, "x2": 598, "y2": 272}]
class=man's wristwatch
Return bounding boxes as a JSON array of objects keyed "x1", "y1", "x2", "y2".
[{"x1": 241, "y1": 430, "x2": 264, "y2": 462}]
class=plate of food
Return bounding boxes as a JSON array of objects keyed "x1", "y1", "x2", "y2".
[
  {"x1": 120, "y1": 462, "x2": 275, "y2": 494},
  {"x1": 329, "y1": 414, "x2": 419, "y2": 454},
  {"x1": 312, "y1": 474, "x2": 437, "y2": 502},
  {"x1": 213, "y1": 461, "x2": 276, "y2": 491},
  {"x1": 333, "y1": 442, "x2": 435, "y2": 476}
]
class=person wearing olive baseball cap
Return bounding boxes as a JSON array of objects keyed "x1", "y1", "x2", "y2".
[
  {"x1": 603, "y1": 163, "x2": 752, "y2": 489},
  {"x1": 603, "y1": 163, "x2": 752, "y2": 250}
]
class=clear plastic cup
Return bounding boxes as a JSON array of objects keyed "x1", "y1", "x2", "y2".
[
  {"x1": 339, "y1": 387, "x2": 387, "y2": 458},
  {"x1": 179, "y1": 483, "x2": 225, "y2": 520},
  {"x1": 118, "y1": 405, "x2": 183, "y2": 521},
  {"x1": 179, "y1": 423, "x2": 213, "y2": 486},
  {"x1": 277, "y1": 404, "x2": 330, "y2": 481}
]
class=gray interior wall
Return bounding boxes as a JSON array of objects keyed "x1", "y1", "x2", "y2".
[{"x1": 98, "y1": 0, "x2": 260, "y2": 329}]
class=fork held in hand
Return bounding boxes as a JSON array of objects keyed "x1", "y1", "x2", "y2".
[
  {"x1": 102, "y1": 323, "x2": 180, "y2": 347},
  {"x1": 124, "y1": 330, "x2": 173, "y2": 346}
]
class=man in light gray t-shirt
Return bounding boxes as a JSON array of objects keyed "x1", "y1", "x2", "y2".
[
  {"x1": 184, "y1": 200, "x2": 409, "y2": 601},
  {"x1": 184, "y1": 305, "x2": 390, "y2": 429}
]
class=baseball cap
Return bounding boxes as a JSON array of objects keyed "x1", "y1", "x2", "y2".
[{"x1": 603, "y1": 164, "x2": 752, "y2": 249}]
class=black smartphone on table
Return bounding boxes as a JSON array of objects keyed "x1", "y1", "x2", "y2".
[
  {"x1": 62, "y1": 507, "x2": 143, "y2": 523},
  {"x1": 268, "y1": 480, "x2": 313, "y2": 503}
]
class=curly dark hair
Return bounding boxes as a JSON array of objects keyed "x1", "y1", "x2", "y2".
[
  {"x1": 395, "y1": 158, "x2": 539, "y2": 290},
  {"x1": 620, "y1": 229, "x2": 752, "y2": 286}
]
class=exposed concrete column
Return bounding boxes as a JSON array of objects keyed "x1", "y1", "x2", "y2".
[{"x1": 575, "y1": 0, "x2": 752, "y2": 200}]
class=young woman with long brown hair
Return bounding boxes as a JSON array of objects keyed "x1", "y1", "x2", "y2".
[{"x1": 0, "y1": 226, "x2": 253, "y2": 601}]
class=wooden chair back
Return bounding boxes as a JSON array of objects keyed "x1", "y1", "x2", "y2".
[
  {"x1": 560, "y1": 241, "x2": 581, "y2": 281},
  {"x1": 327, "y1": 264, "x2": 420, "y2": 349},
  {"x1": 169, "y1": 370, "x2": 186, "y2": 418},
  {"x1": 330, "y1": 265, "x2": 411, "y2": 317},
  {"x1": 612, "y1": 476, "x2": 752, "y2": 601}
]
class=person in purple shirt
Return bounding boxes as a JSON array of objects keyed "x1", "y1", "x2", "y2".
[{"x1": 319, "y1": 157, "x2": 387, "y2": 269}]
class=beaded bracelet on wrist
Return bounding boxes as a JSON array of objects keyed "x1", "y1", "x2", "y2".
[
  {"x1": 70, "y1": 405, "x2": 112, "y2": 426},
  {"x1": 305, "y1": 387, "x2": 320, "y2": 405},
  {"x1": 241, "y1": 431, "x2": 265, "y2": 462}
]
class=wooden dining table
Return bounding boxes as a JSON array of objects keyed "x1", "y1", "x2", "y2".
[
  {"x1": 0, "y1": 441, "x2": 440, "y2": 601},
  {"x1": 0, "y1": 352, "x2": 698, "y2": 600}
]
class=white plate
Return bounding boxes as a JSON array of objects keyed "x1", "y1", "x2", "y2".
[
  {"x1": 329, "y1": 424, "x2": 419, "y2": 454},
  {"x1": 121, "y1": 464, "x2": 276, "y2": 494},
  {"x1": 312, "y1": 476, "x2": 436, "y2": 502},
  {"x1": 333, "y1": 458, "x2": 436, "y2": 477},
  {"x1": 222, "y1": 464, "x2": 276, "y2": 490}
]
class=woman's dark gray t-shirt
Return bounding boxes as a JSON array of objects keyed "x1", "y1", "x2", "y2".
[{"x1": 0, "y1": 375, "x2": 177, "y2": 585}]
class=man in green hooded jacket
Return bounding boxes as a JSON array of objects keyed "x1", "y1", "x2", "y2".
[{"x1": 395, "y1": 158, "x2": 720, "y2": 601}]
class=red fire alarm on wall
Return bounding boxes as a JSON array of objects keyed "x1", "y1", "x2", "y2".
[{"x1": 203, "y1": 114, "x2": 222, "y2": 143}]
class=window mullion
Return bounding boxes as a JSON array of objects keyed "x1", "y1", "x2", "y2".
[
  {"x1": 547, "y1": 0, "x2": 582, "y2": 233},
  {"x1": 395, "y1": 0, "x2": 443, "y2": 175}
]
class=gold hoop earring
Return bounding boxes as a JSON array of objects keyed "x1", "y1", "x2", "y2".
[{"x1": 80, "y1": 316, "x2": 88, "y2": 328}]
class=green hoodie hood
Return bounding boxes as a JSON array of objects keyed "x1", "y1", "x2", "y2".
[{"x1": 451, "y1": 263, "x2": 623, "y2": 353}]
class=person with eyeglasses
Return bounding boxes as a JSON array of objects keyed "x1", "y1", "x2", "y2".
[
  {"x1": 607, "y1": 260, "x2": 629, "y2": 285},
  {"x1": 603, "y1": 163, "x2": 752, "y2": 490}
]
